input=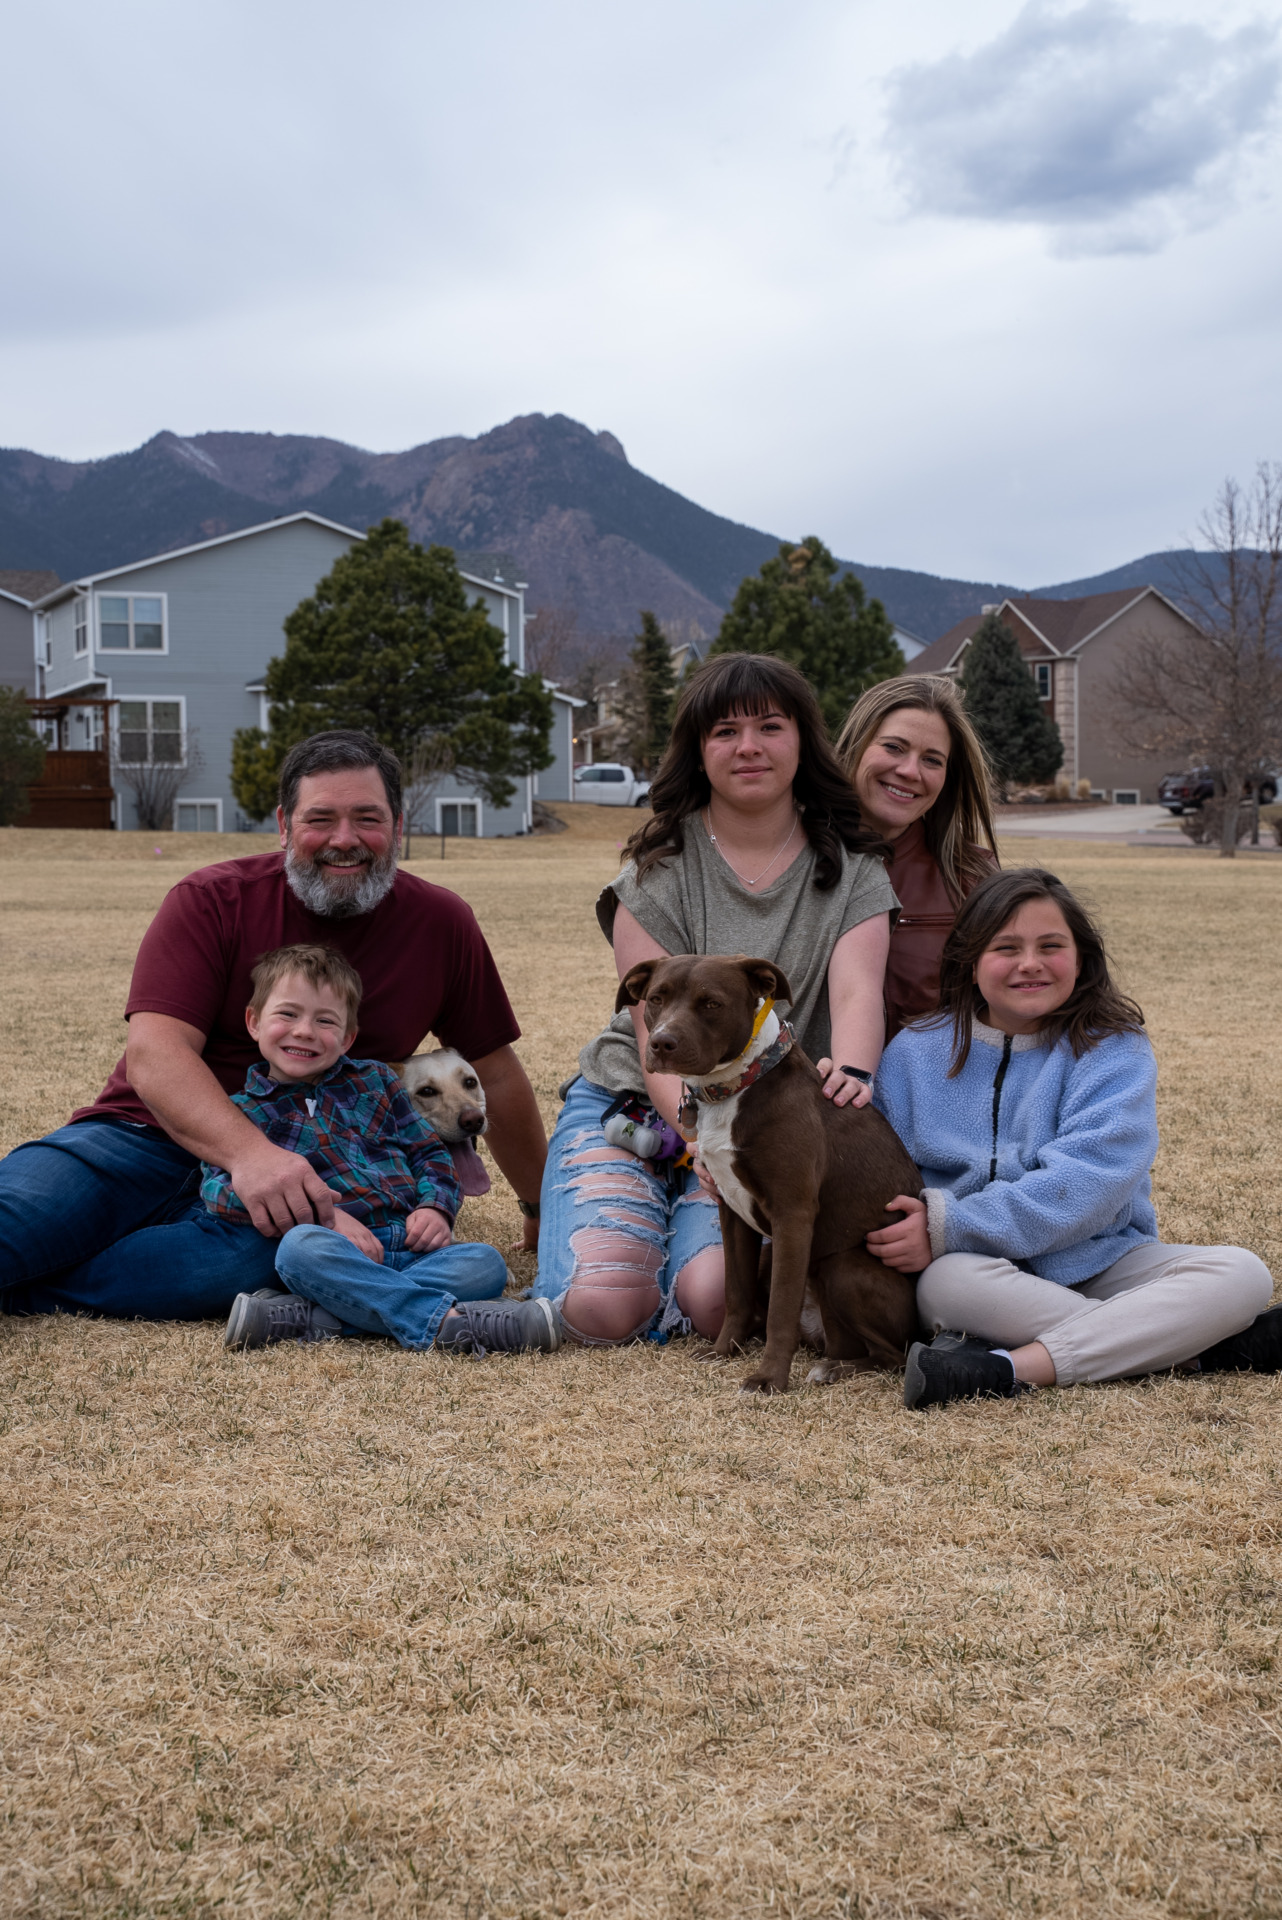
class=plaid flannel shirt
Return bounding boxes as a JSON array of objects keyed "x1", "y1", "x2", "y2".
[{"x1": 201, "y1": 1055, "x2": 462, "y2": 1229}]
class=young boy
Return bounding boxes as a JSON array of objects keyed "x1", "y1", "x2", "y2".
[{"x1": 208, "y1": 943, "x2": 560, "y2": 1355}]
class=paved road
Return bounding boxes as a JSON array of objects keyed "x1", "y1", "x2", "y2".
[
  {"x1": 996, "y1": 804, "x2": 1177, "y2": 839},
  {"x1": 995, "y1": 804, "x2": 1278, "y2": 849}
]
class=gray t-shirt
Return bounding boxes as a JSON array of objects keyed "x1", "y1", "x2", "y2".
[{"x1": 577, "y1": 813, "x2": 899, "y2": 1094}]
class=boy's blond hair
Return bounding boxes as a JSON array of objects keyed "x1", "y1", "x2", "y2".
[{"x1": 248, "y1": 944, "x2": 363, "y2": 1030}]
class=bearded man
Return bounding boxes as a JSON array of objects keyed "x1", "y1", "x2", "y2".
[{"x1": 0, "y1": 731, "x2": 548, "y2": 1320}]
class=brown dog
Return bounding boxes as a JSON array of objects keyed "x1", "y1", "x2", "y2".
[{"x1": 617, "y1": 953, "x2": 921, "y2": 1395}]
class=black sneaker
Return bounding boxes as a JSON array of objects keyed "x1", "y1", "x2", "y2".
[
  {"x1": 434, "y1": 1296, "x2": 562, "y2": 1355},
  {"x1": 1197, "y1": 1304, "x2": 1282, "y2": 1374},
  {"x1": 904, "y1": 1334, "x2": 1024, "y2": 1409},
  {"x1": 224, "y1": 1291, "x2": 344, "y2": 1350}
]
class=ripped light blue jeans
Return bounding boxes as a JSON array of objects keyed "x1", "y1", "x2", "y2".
[{"x1": 532, "y1": 1077, "x2": 722, "y2": 1344}]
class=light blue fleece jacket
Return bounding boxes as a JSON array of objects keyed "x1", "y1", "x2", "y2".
[{"x1": 873, "y1": 1017, "x2": 1159, "y2": 1285}]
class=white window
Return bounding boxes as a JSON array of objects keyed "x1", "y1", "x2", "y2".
[
  {"x1": 98, "y1": 592, "x2": 166, "y2": 651},
  {"x1": 1113, "y1": 789, "x2": 1139, "y2": 805},
  {"x1": 1032, "y1": 662, "x2": 1052, "y2": 701},
  {"x1": 117, "y1": 698, "x2": 184, "y2": 765},
  {"x1": 437, "y1": 798, "x2": 480, "y2": 837},
  {"x1": 74, "y1": 598, "x2": 88, "y2": 655},
  {"x1": 175, "y1": 799, "x2": 223, "y2": 832}
]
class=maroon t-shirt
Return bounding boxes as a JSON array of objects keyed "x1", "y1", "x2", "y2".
[{"x1": 75, "y1": 852, "x2": 520, "y2": 1136}]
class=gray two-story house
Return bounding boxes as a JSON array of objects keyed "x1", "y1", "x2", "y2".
[{"x1": 32, "y1": 514, "x2": 579, "y2": 834}]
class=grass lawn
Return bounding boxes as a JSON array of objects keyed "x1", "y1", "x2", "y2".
[{"x1": 1, "y1": 813, "x2": 1280, "y2": 1918}]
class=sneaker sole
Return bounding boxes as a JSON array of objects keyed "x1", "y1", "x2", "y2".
[
  {"x1": 903, "y1": 1341, "x2": 930, "y2": 1410},
  {"x1": 224, "y1": 1293, "x2": 256, "y2": 1351},
  {"x1": 531, "y1": 1294, "x2": 562, "y2": 1352},
  {"x1": 224, "y1": 1288, "x2": 288, "y2": 1351}
]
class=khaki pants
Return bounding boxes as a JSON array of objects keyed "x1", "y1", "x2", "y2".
[{"x1": 917, "y1": 1242, "x2": 1273, "y2": 1387}]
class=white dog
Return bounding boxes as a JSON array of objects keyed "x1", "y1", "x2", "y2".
[{"x1": 400, "y1": 1048, "x2": 491, "y2": 1196}]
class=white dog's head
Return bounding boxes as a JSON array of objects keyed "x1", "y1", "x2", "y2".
[
  {"x1": 400, "y1": 1048, "x2": 488, "y2": 1143},
  {"x1": 400, "y1": 1049, "x2": 491, "y2": 1198}
]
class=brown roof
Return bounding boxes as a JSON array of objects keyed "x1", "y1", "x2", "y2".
[
  {"x1": 0, "y1": 569, "x2": 60, "y2": 603},
  {"x1": 899, "y1": 585, "x2": 1184, "y2": 678}
]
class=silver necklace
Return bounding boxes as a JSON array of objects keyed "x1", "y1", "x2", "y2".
[{"x1": 703, "y1": 806, "x2": 800, "y2": 888}]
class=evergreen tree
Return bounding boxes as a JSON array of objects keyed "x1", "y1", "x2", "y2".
[
  {"x1": 619, "y1": 610, "x2": 676, "y2": 773},
  {"x1": 229, "y1": 728, "x2": 280, "y2": 823},
  {"x1": 230, "y1": 519, "x2": 553, "y2": 817},
  {"x1": 710, "y1": 537, "x2": 903, "y2": 735},
  {"x1": 0, "y1": 688, "x2": 46, "y2": 825},
  {"x1": 960, "y1": 612, "x2": 1063, "y2": 792}
]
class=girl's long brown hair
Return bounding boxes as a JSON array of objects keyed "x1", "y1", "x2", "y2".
[
  {"x1": 835, "y1": 675, "x2": 998, "y2": 904},
  {"x1": 625, "y1": 653, "x2": 886, "y2": 891},
  {"x1": 933, "y1": 867, "x2": 1145, "y2": 1074}
]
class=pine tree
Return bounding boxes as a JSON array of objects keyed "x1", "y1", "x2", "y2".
[
  {"x1": 230, "y1": 519, "x2": 554, "y2": 817},
  {"x1": 618, "y1": 610, "x2": 676, "y2": 773},
  {"x1": 960, "y1": 613, "x2": 1063, "y2": 793},
  {"x1": 0, "y1": 688, "x2": 46, "y2": 825},
  {"x1": 229, "y1": 728, "x2": 280, "y2": 823},
  {"x1": 710, "y1": 537, "x2": 903, "y2": 735}
]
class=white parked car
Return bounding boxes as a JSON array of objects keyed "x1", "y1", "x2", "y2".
[{"x1": 572, "y1": 762, "x2": 651, "y2": 807}]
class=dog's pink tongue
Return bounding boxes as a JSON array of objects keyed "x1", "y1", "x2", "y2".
[{"x1": 450, "y1": 1140, "x2": 491, "y2": 1196}]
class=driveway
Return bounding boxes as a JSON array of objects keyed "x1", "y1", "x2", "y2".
[{"x1": 996, "y1": 804, "x2": 1178, "y2": 840}]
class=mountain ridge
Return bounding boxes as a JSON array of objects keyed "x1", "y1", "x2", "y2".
[{"x1": 0, "y1": 413, "x2": 1193, "y2": 644}]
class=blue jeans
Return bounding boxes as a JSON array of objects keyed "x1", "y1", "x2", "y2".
[
  {"x1": 0, "y1": 1120, "x2": 280, "y2": 1318},
  {"x1": 276, "y1": 1222, "x2": 509, "y2": 1347},
  {"x1": 532, "y1": 1077, "x2": 722, "y2": 1340}
]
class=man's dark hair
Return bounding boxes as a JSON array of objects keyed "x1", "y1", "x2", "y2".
[{"x1": 278, "y1": 731, "x2": 403, "y2": 823}]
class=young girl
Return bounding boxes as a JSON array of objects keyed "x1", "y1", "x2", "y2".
[{"x1": 868, "y1": 867, "x2": 1279, "y2": 1409}]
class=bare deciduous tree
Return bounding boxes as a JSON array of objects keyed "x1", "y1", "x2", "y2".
[
  {"x1": 402, "y1": 732, "x2": 458, "y2": 858},
  {"x1": 523, "y1": 604, "x2": 580, "y2": 682},
  {"x1": 118, "y1": 732, "x2": 204, "y2": 832},
  {"x1": 1106, "y1": 463, "x2": 1282, "y2": 857}
]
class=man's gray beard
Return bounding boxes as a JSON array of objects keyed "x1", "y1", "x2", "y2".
[{"x1": 284, "y1": 843, "x2": 399, "y2": 919}]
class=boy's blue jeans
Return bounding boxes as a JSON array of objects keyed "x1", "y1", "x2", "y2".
[{"x1": 276, "y1": 1222, "x2": 509, "y2": 1347}]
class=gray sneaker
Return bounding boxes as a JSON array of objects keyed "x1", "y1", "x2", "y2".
[
  {"x1": 224, "y1": 1290, "x2": 344, "y2": 1350},
  {"x1": 434, "y1": 1296, "x2": 562, "y2": 1355}
]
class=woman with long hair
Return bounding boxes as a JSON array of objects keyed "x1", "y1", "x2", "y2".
[
  {"x1": 534, "y1": 652, "x2": 898, "y2": 1346},
  {"x1": 868, "y1": 867, "x2": 1277, "y2": 1408},
  {"x1": 836, "y1": 674, "x2": 999, "y2": 1040}
]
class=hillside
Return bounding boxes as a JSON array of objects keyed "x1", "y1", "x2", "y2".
[{"x1": 0, "y1": 412, "x2": 1192, "y2": 643}]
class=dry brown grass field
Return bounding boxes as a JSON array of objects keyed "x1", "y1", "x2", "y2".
[{"x1": 1, "y1": 814, "x2": 1281, "y2": 1919}]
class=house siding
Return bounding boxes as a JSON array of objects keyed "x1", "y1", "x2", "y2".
[
  {"x1": 39, "y1": 519, "x2": 533, "y2": 835},
  {"x1": 537, "y1": 694, "x2": 581, "y2": 803},
  {"x1": 0, "y1": 595, "x2": 36, "y2": 694},
  {"x1": 1076, "y1": 599, "x2": 1192, "y2": 800}
]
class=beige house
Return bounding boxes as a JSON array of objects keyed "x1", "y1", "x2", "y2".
[{"x1": 907, "y1": 587, "x2": 1200, "y2": 803}]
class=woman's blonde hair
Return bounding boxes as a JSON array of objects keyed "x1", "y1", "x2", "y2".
[{"x1": 835, "y1": 675, "x2": 998, "y2": 904}]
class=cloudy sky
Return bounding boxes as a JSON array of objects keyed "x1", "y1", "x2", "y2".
[{"x1": 4, "y1": 0, "x2": 1281, "y2": 585}]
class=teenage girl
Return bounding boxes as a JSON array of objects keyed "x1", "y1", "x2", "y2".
[{"x1": 867, "y1": 867, "x2": 1280, "y2": 1409}]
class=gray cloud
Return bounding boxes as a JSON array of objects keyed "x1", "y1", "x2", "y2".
[{"x1": 884, "y1": 2, "x2": 1281, "y2": 253}]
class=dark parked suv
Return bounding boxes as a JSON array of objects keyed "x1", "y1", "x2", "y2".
[{"x1": 1158, "y1": 766, "x2": 1278, "y2": 814}]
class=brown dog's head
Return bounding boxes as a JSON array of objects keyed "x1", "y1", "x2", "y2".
[{"x1": 615, "y1": 954, "x2": 793, "y2": 1077}]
